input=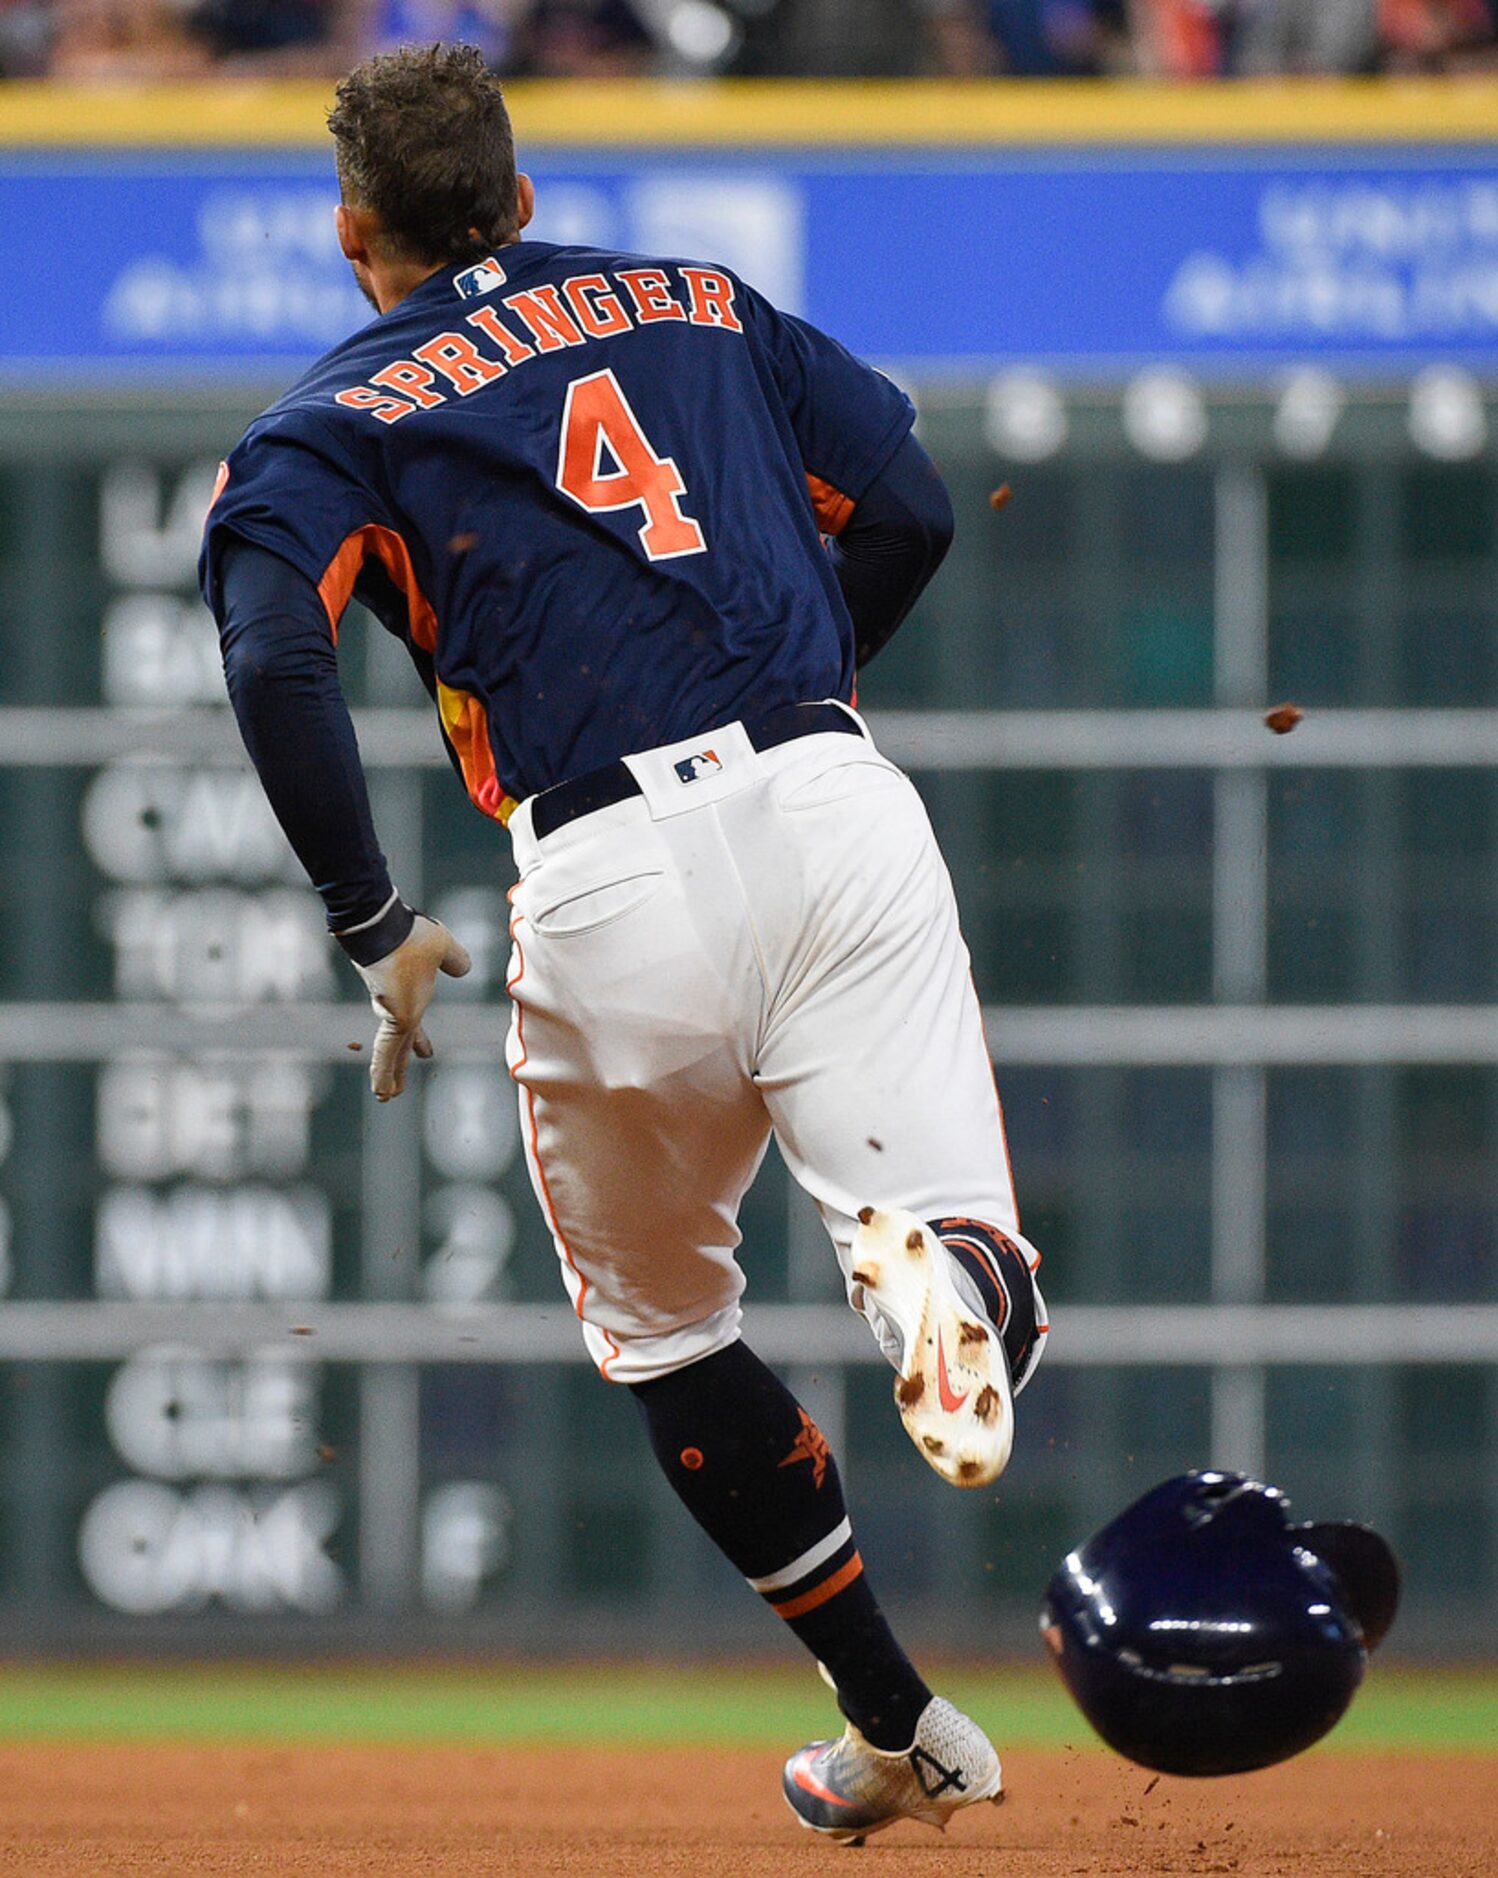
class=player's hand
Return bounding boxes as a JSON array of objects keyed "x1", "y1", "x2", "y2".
[{"x1": 351, "y1": 913, "x2": 472, "y2": 1101}]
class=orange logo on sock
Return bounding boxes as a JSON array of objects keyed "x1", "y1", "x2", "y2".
[{"x1": 778, "y1": 1408, "x2": 830, "y2": 1489}]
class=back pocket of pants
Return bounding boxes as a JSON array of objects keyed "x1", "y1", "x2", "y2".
[
  {"x1": 529, "y1": 869, "x2": 666, "y2": 937},
  {"x1": 774, "y1": 754, "x2": 907, "y2": 812}
]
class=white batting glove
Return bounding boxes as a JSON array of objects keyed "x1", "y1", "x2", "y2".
[{"x1": 335, "y1": 898, "x2": 472, "y2": 1101}]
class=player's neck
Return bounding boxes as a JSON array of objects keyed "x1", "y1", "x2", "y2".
[
  {"x1": 365, "y1": 233, "x2": 525, "y2": 316},
  {"x1": 368, "y1": 258, "x2": 447, "y2": 315},
  {"x1": 339, "y1": 181, "x2": 536, "y2": 316}
]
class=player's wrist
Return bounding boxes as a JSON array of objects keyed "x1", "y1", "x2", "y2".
[{"x1": 333, "y1": 891, "x2": 417, "y2": 967}]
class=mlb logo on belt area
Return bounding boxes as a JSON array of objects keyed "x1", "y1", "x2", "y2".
[
  {"x1": 453, "y1": 256, "x2": 508, "y2": 299},
  {"x1": 674, "y1": 750, "x2": 723, "y2": 784}
]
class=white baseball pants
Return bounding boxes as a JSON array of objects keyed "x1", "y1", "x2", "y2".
[{"x1": 504, "y1": 707, "x2": 1036, "y2": 1383}]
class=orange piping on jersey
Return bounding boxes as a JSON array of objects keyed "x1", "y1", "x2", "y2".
[
  {"x1": 506, "y1": 894, "x2": 622, "y2": 1380},
  {"x1": 437, "y1": 679, "x2": 519, "y2": 823},
  {"x1": 316, "y1": 531, "x2": 366, "y2": 645},
  {"x1": 772, "y1": 1553, "x2": 864, "y2": 1619},
  {"x1": 806, "y1": 472, "x2": 853, "y2": 537},
  {"x1": 317, "y1": 523, "x2": 518, "y2": 821},
  {"x1": 317, "y1": 522, "x2": 438, "y2": 648}
]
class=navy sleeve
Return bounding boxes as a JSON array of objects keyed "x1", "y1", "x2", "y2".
[
  {"x1": 200, "y1": 409, "x2": 379, "y2": 624},
  {"x1": 740, "y1": 287, "x2": 916, "y2": 529},
  {"x1": 216, "y1": 536, "x2": 403, "y2": 937},
  {"x1": 828, "y1": 429, "x2": 955, "y2": 669}
]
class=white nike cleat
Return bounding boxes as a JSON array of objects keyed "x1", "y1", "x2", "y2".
[
  {"x1": 782, "y1": 1695, "x2": 1003, "y2": 1845},
  {"x1": 850, "y1": 1206, "x2": 1014, "y2": 1488}
]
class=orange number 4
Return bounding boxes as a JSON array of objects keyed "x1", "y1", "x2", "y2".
[{"x1": 556, "y1": 368, "x2": 707, "y2": 561}]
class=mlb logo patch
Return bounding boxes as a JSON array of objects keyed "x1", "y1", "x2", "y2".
[
  {"x1": 454, "y1": 256, "x2": 507, "y2": 300},
  {"x1": 674, "y1": 750, "x2": 722, "y2": 785}
]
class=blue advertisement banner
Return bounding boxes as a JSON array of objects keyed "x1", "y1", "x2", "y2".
[{"x1": 4, "y1": 147, "x2": 1498, "y2": 382}]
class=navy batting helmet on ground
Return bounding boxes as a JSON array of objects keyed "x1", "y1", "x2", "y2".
[{"x1": 1040, "y1": 1471, "x2": 1399, "y2": 1776}]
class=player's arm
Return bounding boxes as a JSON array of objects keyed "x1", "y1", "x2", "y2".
[
  {"x1": 827, "y1": 428, "x2": 954, "y2": 670},
  {"x1": 217, "y1": 535, "x2": 394, "y2": 932},
  {"x1": 739, "y1": 286, "x2": 950, "y2": 665},
  {"x1": 215, "y1": 536, "x2": 468, "y2": 1099}
]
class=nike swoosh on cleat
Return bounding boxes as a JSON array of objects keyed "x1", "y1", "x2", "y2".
[
  {"x1": 935, "y1": 1330, "x2": 969, "y2": 1413},
  {"x1": 791, "y1": 1757, "x2": 854, "y2": 1807}
]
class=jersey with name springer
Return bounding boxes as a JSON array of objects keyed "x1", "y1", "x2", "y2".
[{"x1": 200, "y1": 241, "x2": 915, "y2": 824}]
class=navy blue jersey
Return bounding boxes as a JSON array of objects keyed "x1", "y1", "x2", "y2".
[{"x1": 201, "y1": 241, "x2": 914, "y2": 820}]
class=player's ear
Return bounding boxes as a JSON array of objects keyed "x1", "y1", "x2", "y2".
[
  {"x1": 515, "y1": 174, "x2": 536, "y2": 234},
  {"x1": 336, "y1": 200, "x2": 379, "y2": 266}
]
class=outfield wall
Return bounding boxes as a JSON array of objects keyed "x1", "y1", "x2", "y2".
[
  {"x1": 4, "y1": 81, "x2": 1498, "y2": 383},
  {"x1": 0, "y1": 83, "x2": 1495, "y2": 1654}
]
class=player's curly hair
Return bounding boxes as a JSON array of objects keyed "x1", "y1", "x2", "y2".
[{"x1": 328, "y1": 43, "x2": 519, "y2": 267}]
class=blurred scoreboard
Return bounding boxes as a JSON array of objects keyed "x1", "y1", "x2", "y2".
[
  {"x1": 1, "y1": 83, "x2": 1497, "y2": 1646},
  {"x1": 0, "y1": 410, "x2": 552, "y2": 1633}
]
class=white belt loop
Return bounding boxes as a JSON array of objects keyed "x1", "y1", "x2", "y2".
[{"x1": 621, "y1": 718, "x2": 763, "y2": 820}]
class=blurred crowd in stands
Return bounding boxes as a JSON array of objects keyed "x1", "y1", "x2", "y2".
[{"x1": 2, "y1": 0, "x2": 1495, "y2": 83}]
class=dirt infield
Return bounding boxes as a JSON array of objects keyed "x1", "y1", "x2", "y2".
[{"x1": 0, "y1": 1743, "x2": 1494, "y2": 1875}]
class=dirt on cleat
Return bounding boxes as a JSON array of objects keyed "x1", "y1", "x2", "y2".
[{"x1": 851, "y1": 1206, "x2": 1016, "y2": 1489}]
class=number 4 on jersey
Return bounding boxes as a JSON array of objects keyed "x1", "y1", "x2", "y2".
[{"x1": 556, "y1": 368, "x2": 707, "y2": 561}]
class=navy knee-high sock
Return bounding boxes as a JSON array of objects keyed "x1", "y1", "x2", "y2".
[{"x1": 629, "y1": 1340, "x2": 932, "y2": 1751}]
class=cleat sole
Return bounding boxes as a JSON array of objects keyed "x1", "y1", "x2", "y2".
[{"x1": 853, "y1": 1207, "x2": 1014, "y2": 1489}]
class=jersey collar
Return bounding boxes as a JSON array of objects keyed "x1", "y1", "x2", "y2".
[{"x1": 401, "y1": 241, "x2": 558, "y2": 315}]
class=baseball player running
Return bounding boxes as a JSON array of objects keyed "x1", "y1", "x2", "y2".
[{"x1": 201, "y1": 43, "x2": 1047, "y2": 1844}]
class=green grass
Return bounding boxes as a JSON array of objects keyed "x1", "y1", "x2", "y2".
[{"x1": 0, "y1": 1662, "x2": 1493, "y2": 1751}]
